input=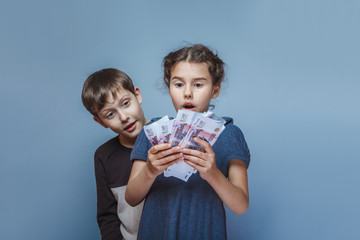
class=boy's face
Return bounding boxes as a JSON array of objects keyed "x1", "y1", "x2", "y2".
[{"x1": 94, "y1": 87, "x2": 146, "y2": 147}]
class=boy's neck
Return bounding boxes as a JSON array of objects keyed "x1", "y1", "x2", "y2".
[{"x1": 118, "y1": 135, "x2": 136, "y2": 148}]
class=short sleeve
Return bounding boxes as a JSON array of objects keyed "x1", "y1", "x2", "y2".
[
  {"x1": 222, "y1": 124, "x2": 251, "y2": 168},
  {"x1": 130, "y1": 128, "x2": 152, "y2": 162}
]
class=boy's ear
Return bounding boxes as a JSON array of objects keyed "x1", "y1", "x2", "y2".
[
  {"x1": 134, "y1": 87, "x2": 143, "y2": 104},
  {"x1": 93, "y1": 116, "x2": 108, "y2": 128},
  {"x1": 211, "y1": 83, "x2": 221, "y2": 99}
]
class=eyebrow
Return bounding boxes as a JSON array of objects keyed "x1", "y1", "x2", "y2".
[
  {"x1": 101, "y1": 94, "x2": 130, "y2": 112},
  {"x1": 171, "y1": 76, "x2": 208, "y2": 81}
]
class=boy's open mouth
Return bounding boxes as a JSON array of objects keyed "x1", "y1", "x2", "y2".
[{"x1": 124, "y1": 121, "x2": 137, "y2": 131}]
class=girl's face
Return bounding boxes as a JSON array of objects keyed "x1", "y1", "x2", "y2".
[{"x1": 169, "y1": 61, "x2": 221, "y2": 113}]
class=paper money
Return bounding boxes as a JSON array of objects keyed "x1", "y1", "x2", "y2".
[
  {"x1": 143, "y1": 110, "x2": 226, "y2": 182},
  {"x1": 156, "y1": 119, "x2": 174, "y2": 144},
  {"x1": 144, "y1": 116, "x2": 171, "y2": 145},
  {"x1": 169, "y1": 110, "x2": 202, "y2": 147},
  {"x1": 182, "y1": 115, "x2": 225, "y2": 151}
]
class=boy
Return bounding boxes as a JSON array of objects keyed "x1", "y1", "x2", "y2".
[{"x1": 81, "y1": 68, "x2": 148, "y2": 240}]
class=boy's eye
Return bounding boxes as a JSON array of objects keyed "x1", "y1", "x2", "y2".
[
  {"x1": 123, "y1": 100, "x2": 130, "y2": 106},
  {"x1": 194, "y1": 83, "x2": 203, "y2": 88},
  {"x1": 175, "y1": 82, "x2": 184, "y2": 87},
  {"x1": 106, "y1": 112, "x2": 115, "y2": 118}
]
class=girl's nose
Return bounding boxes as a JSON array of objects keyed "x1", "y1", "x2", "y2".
[{"x1": 184, "y1": 86, "x2": 192, "y2": 98}]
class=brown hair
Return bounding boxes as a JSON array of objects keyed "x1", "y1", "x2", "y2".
[
  {"x1": 81, "y1": 68, "x2": 135, "y2": 117},
  {"x1": 163, "y1": 44, "x2": 225, "y2": 87}
]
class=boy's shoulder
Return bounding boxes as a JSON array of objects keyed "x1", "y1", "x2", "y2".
[{"x1": 95, "y1": 136, "x2": 131, "y2": 159}]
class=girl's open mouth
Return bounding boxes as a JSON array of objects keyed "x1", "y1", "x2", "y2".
[{"x1": 183, "y1": 103, "x2": 195, "y2": 110}]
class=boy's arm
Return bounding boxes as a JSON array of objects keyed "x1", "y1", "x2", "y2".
[{"x1": 95, "y1": 154, "x2": 123, "y2": 240}]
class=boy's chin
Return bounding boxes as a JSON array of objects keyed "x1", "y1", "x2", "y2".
[{"x1": 119, "y1": 127, "x2": 140, "y2": 140}]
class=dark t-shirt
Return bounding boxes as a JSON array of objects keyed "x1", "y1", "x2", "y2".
[
  {"x1": 95, "y1": 136, "x2": 143, "y2": 240},
  {"x1": 131, "y1": 117, "x2": 250, "y2": 240}
]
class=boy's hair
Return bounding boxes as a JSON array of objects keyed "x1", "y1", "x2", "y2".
[
  {"x1": 81, "y1": 68, "x2": 135, "y2": 117},
  {"x1": 163, "y1": 44, "x2": 225, "y2": 87}
]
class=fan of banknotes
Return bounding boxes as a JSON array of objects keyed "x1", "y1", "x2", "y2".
[{"x1": 144, "y1": 109, "x2": 226, "y2": 182}]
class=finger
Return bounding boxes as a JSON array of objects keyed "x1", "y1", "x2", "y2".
[
  {"x1": 181, "y1": 147, "x2": 206, "y2": 159},
  {"x1": 157, "y1": 152, "x2": 183, "y2": 166},
  {"x1": 149, "y1": 145, "x2": 180, "y2": 158},
  {"x1": 162, "y1": 157, "x2": 182, "y2": 169},
  {"x1": 183, "y1": 154, "x2": 206, "y2": 167},
  {"x1": 184, "y1": 159, "x2": 205, "y2": 172},
  {"x1": 148, "y1": 143, "x2": 172, "y2": 154},
  {"x1": 193, "y1": 137, "x2": 214, "y2": 154},
  {"x1": 156, "y1": 146, "x2": 182, "y2": 159}
]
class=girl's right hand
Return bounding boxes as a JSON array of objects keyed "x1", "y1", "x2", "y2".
[{"x1": 146, "y1": 143, "x2": 182, "y2": 177}]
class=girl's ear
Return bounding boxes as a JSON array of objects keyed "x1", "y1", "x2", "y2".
[
  {"x1": 211, "y1": 83, "x2": 221, "y2": 99},
  {"x1": 93, "y1": 116, "x2": 108, "y2": 128},
  {"x1": 134, "y1": 87, "x2": 143, "y2": 104}
]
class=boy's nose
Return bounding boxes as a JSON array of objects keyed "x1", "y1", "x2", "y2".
[{"x1": 118, "y1": 112, "x2": 129, "y2": 122}]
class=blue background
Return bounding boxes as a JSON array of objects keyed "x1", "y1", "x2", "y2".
[{"x1": 1, "y1": 0, "x2": 359, "y2": 239}]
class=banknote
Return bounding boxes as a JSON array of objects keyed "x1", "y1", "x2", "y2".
[
  {"x1": 144, "y1": 110, "x2": 226, "y2": 182},
  {"x1": 144, "y1": 116, "x2": 170, "y2": 145},
  {"x1": 203, "y1": 111, "x2": 226, "y2": 125},
  {"x1": 180, "y1": 115, "x2": 225, "y2": 174},
  {"x1": 156, "y1": 119, "x2": 174, "y2": 144},
  {"x1": 181, "y1": 115, "x2": 225, "y2": 151},
  {"x1": 169, "y1": 110, "x2": 202, "y2": 147},
  {"x1": 166, "y1": 110, "x2": 225, "y2": 178}
]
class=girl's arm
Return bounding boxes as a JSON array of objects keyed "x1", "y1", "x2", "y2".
[
  {"x1": 183, "y1": 137, "x2": 249, "y2": 215},
  {"x1": 125, "y1": 144, "x2": 182, "y2": 206}
]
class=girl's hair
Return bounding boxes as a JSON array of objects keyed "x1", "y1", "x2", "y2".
[
  {"x1": 81, "y1": 68, "x2": 135, "y2": 117},
  {"x1": 163, "y1": 44, "x2": 225, "y2": 87}
]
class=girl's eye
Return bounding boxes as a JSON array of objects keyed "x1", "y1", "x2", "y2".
[
  {"x1": 194, "y1": 83, "x2": 203, "y2": 88},
  {"x1": 106, "y1": 112, "x2": 115, "y2": 118},
  {"x1": 175, "y1": 82, "x2": 183, "y2": 87}
]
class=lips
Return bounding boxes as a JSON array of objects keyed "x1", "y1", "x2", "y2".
[
  {"x1": 183, "y1": 102, "x2": 195, "y2": 111},
  {"x1": 124, "y1": 121, "x2": 137, "y2": 132}
]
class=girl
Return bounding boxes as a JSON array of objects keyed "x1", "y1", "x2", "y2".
[{"x1": 125, "y1": 44, "x2": 250, "y2": 240}]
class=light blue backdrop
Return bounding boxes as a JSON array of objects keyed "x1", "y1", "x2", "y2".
[{"x1": 1, "y1": 0, "x2": 359, "y2": 239}]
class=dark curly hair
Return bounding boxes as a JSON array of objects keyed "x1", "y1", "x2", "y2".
[{"x1": 163, "y1": 44, "x2": 225, "y2": 87}]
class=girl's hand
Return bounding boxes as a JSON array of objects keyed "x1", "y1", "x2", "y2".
[
  {"x1": 182, "y1": 137, "x2": 220, "y2": 182},
  {"x1": 146, "y1": 143, "x2": 182, "y2": 177}
]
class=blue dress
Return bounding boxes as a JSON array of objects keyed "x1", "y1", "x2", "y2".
[{"x1": 131, "y1": 117, "x2": 250, "y2": 240}]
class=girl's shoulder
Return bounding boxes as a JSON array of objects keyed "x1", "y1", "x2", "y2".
[
  {"x1": 223, "y1": 117, "x2": 238, "y2": 130},
  {"x1": 218, "y1": 116, "x2": 251, "y2": 166},
  {"x1": 221, "y1": 116, "x2": 246, "y2": 138},
  {"x1": 148, "y1": 117, "x2": 163, "y2": 124},
  {"x1": 222, "y1": 116, "x2": 234, "y2": 126}
]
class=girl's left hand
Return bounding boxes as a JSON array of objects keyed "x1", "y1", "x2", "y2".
[{"x1": 182, "y1": 137, "x2": 220, "y2": 182}]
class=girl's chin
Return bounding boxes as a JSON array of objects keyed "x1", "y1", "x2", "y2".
[{"x1": 180, "y1": 107, "x2": 196, "y2": 111}]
